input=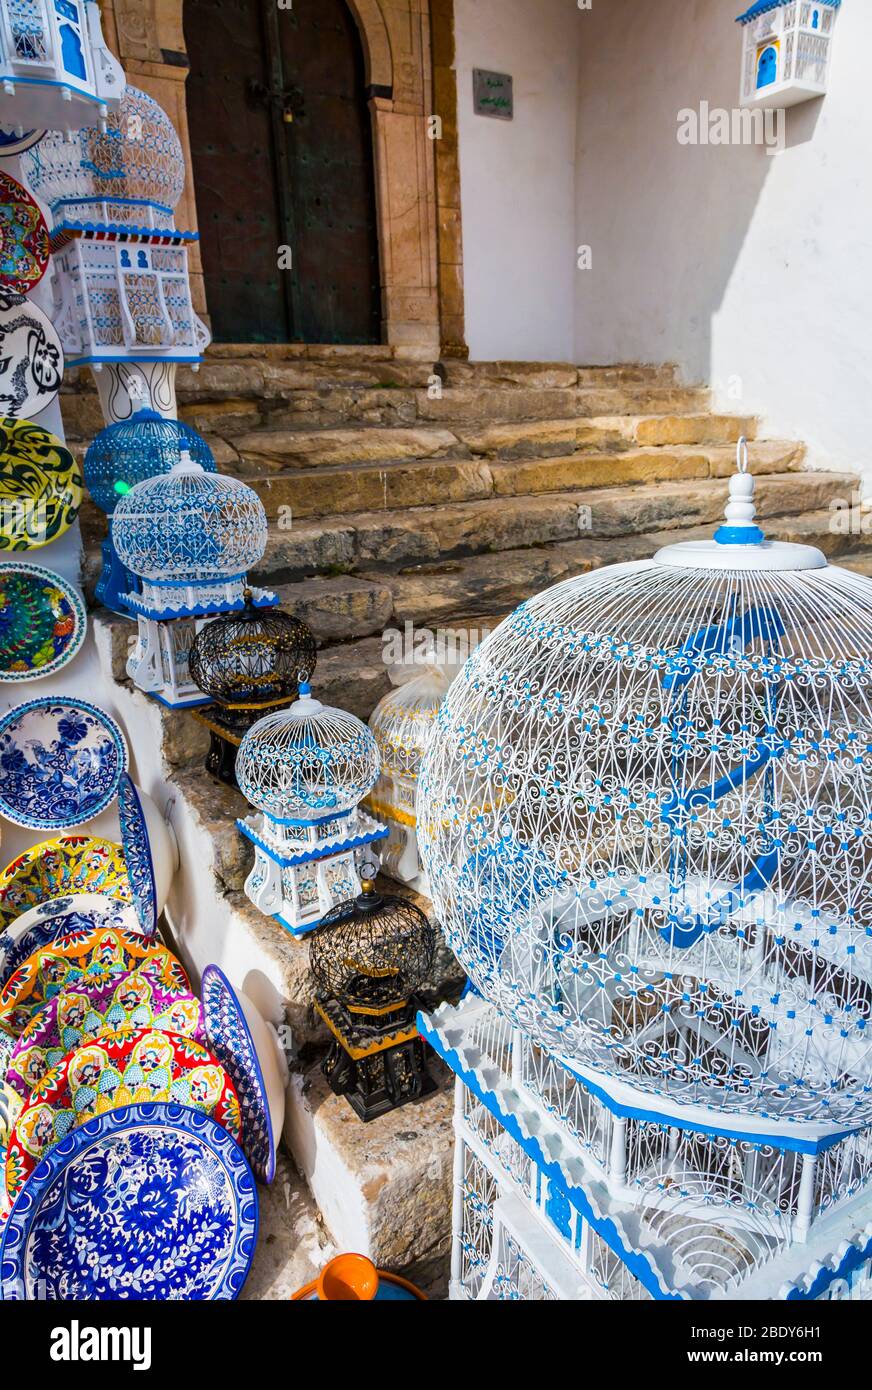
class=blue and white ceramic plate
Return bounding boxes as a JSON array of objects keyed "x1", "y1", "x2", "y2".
[
  {"x1": 202, "y1": 965, "x2": 276, "y2": 1184},
  {"x1": 0, "y1": 1102, "x2": 258, "y2": 1301},
  {"x1": 0, "y1": 130, "x2": 45, "y2": 158},
  {"x1": 0, "y1": 697, "x2": 128, "y2": 830},
  {"x1": 0, "y1": 893, "x2": 142, "y2": 988},
  {"x1": 116, "y1": 774, "x2": 158, "y2": 938}
]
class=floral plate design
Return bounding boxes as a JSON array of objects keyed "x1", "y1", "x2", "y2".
[
  {"x1": 0, "y1": 697, "x2": 128, "y2": 830},
  {"x1": 0, "y1": 289, "x2": 63, "y2": 419},
  {"x1": 116, "y1": 773, "x2": 158, "y2": 937},
  {"x1": 0, "y1": 418, "x2": 82, "y2": 552},
  {"x1": 0, "y1": 893, "x2": 142, "y2": 990},
  {"x1": 5, "y1": 967, "x2": 203, "y2": 1100},
  {"x1": 202, "y1": 964, "x2": 276, "y2": 1184},
  {"x1": 0, "y1": 171, "x2": 50, "y2": 296},
  {"x1": 5, "y1": 1028, "x2": 241, "y2": 1207},
  {"x1": 0, "y1": 835, "x2": 131, "y2": 930},
  {"x1": 0, "y1": 926, "x2": 189, "y2": 1037},
  {"x1": 0, "y1": 1103, "x2": 258, "y2": 1300},
  {"x1": 0, "y1": 561, "x2": 85, "y2": 682}
]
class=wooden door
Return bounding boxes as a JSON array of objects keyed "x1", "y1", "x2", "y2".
[{"x1": 184, "y1": 0, "x2": 381, "y2": 345}]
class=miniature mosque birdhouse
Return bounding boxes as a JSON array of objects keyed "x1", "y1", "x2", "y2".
[
  {"x1": 738, "y1": 0, "x2": 841, "y2": 108},
  {"x1": 0, "y1": 0, "x2": 124, "y2": 134},
  {"x1": 310, "y1": 880, "x2": 437, "y2": 1122},
  {"x1": 235, "y1": 685, "x2": 388, "y2": 937},
  {"x1": 110, "y1": 454, "x2": 275, "y2": 708},
  {"x1": 188, "y1": 601, "x2": 318, "y2": 788}
]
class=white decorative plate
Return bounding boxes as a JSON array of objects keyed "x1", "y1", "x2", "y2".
[{"x1": 0, "y1": 698, "x2": 128, "y2": 831}]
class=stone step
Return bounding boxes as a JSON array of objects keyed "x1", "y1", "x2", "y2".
[
  {"x1": 245, "y1": 440, "x2": 804, "y2": 520},
  {"x1": 837, "y1": 550, "x2": 872, "y2": 576},
  {"x1": 250, "y1": 471, "x2": 850, "y2": 585}
]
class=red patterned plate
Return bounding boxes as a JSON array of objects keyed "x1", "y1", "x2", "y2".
[
  {"x1": 5, "y1": 1027, "x2": 242, "y2": 1208},
  {"x1": 0, "y1": 171, "x2": 50, "y2": 296}
]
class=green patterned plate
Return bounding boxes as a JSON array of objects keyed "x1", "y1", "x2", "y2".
[
  {"x1": 0, "y1": 419, "x2": 82, "y2": 552},
  {"x1": 0, "y1": 561, "x2": 86, "y2": 681}
]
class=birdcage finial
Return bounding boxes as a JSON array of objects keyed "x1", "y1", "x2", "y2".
[{"x1": 713, "y1": 436, "x2": 765, "y2": 546}]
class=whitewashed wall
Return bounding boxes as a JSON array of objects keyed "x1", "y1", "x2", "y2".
[
  {"x1": 572, "y1": 0, "x2": 872, "y2": 473},
  {"x1": 453, "y1": 0, "x2": 580, "y2": 361}
]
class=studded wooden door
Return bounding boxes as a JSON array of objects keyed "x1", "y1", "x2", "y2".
[{"x1": 184, "y1": 0, "x2": 381, "y2": 345}]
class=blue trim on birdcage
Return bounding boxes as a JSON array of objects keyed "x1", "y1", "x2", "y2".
[
  {"x1": 737, "y1": 0, "x2": 840, "y2": 21},
  {"x1": 417, "y1": 1012, "x2": 687, "y2": 1301},
  {"x1": 48, "y1": 194, "x2": 178, "y2": 218},
  {"x1": 148, "y1": 689, "x2": 213, "y2": 710},
  {"x1": 785, "y1": 1230, "x2": 872, "y2": 1300},
  {"x1": 714, "y1": 523, "x2": 766, "y2": 545},
  {"x1": 65, "y1": 354, "x2": 205, "y2": 368},
  {"x1": 262, "y1": 806, "x2": 356, "y2": 830},
  {"x1": 236, "y1": 817, "x2": 388, "y2": 868},
  {"x1": 121, "y1": 590, "x2": 278, "y2": 620},
  {"x1": 52, "y1": 218, "x2": 199, "y2": 242},
  {"x1": 274, "y1": 910, "x2": 327, "y2": 938},
  {"x1": 0, "y1": 74, "x2": 107, "y2": 98}
]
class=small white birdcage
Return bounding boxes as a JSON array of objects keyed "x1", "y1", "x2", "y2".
[
  {"x1": 418, "y1": 445, "x2": 872, "y2": 1131},
  {"x1": 110, "y1": 455, "x2": 275, "y2": 707},
  {"x1": 738, "y1": 0, "x2": 841, "y2": 109},
  {"x1": 0, "y1": 0, "x2": 124, "y2": 133},
  {"x1": 364, "y1": 655, "x2": 456, "y2": 892},
  {"x1": 236, "y1": 685, "x2": 388, "y2": 936}
]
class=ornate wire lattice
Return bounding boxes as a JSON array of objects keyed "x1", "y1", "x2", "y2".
[
  {"x1": 111, "y1": 460, "x2": 267, "y2": 583},
  {"x1": 418, "y1": 557, "x2": 872, "y2": 1125},
  {"x1": 236, "y1": 692, "x2": 380, "y2": 822},
  {"x1": 84, "y1": 409, "x2": 214, "y2": 516},
  {"x1": 309, "y1": 886, "x2": 435, "y2": 1010},
  {"x1": 189, "y1": 603, "x2": 316, "y2": 707}
]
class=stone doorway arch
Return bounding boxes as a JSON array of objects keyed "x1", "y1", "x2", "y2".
[{"x1": 98, "y1": 0, "x2": 465, "y2": 356}]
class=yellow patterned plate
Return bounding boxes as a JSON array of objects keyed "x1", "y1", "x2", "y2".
[
  {"x1": 0, "y1": 835, "x2": 131, "y2": 929},
  {"x1": 0, "y1": 418, "x2": 82, "y2": 552}
]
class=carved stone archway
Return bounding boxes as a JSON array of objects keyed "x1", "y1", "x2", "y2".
[{"x1": 98, "y1": 0, "x2": 465, "y2": 356}]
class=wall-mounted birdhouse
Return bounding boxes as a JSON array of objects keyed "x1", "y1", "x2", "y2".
[
  {"x1": 738, "y1": 0, "x2": 841, "y2": 109},
  {"x1": 0, "y1": 0, "x2": 124, "y2": 133}
]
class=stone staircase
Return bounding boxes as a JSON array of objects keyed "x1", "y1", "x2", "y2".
[
  {"x1": 62, "y1": 347, "x2": 860, "y2": 1295},
  {"x1": 64, "y1": 345, "x2": 857, "y2": 724}
]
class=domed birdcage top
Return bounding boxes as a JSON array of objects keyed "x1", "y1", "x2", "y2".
[
  {"x1": 110, "y1": 455, "x2": 267, "y2": 584},
  {"x1": 310, "y1": 881, "x2": 436, "y2": 1011},
  {"x1": 369, "y1": 660, "x2": 453, "y2": 781},
  {"x1": 24, "y1": 87, "x2": 186, "y2": 219},
  {"x1": 236, "y1": 686, "x2": 380, "y2": 824},
  {"x1": 84, "y1": 409, "x2": 215, "y2": 516},
  {"x1": 189, "y1": 601, "x2": 317, "y2": 708},
  {"x1": 418, "y1": 453, "x2": 872, "y2": 1129}
]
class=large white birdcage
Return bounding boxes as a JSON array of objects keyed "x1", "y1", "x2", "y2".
[
  {"x1": 0, "y1": 0, "x2": 124, "y2": 133},
  {"x1": 418, "y1": 452, "x2": 872, "y2": 1129}
]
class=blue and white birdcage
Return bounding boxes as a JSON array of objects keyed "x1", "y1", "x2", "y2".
[
  {"x1": 738, "y1": 0, "x2": 841, "y2": 109},
  {"x1": 22, "y1": 85, "x2": 208, "y2": 415},
  {"x1": 85, "y1": 407, "x2": 215, "y2": 615},
  {"x1": 418, "y1": 447, "x2": 872, "y2": 1134},
  {"x1": 0, "y1": 0, "x2": 124, "y2": 134},
  {"x1": 236, "y1": 685, "x2": 388, "y2": 936},
  {"x1": 111, "y1": 455, "x2": 274, "y2": 706}
]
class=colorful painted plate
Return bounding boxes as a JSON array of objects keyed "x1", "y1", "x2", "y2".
[
  {"x1": 0, "y1": 418, "x2": 82, "y2": 552},
  {"x1": 116, "y1": 774, "x2": 158, "y2": 937},
  {"x1": 5, "y1": 967, "x2": 204, "y2": 1100},
  {"x1": 0, "y1": 561, "x2": 85, "y2": 682},
  {"x1": 5, "y1": 1028, "x2": 242, "y2": 1207},
  {"x1": 0, "y1": 835, "x2": 131, "y2": 929},
  {"x1": 202, "y1": 965, "x2": 278, "y2": 1185},
  {"x1": 0, "y1": 289, "x2": 63, "y2": 418},
  {"x1": 0, "y1": 171, "x2": 49, "y2": 296},
  {"x1": 1, "y1": 1103, "x2": 258, "y2": 1300},
  {"x1": 0, "y1": 893, "x2": 142, "y2": 989},
  {"x1": 0, "y1": 925, "x2": 189, "y2": 1037},
  {"x1": 0, "y1": 697, "x2": 128, "y2": 830},
  {"x1": 0, "y1": 131, "x2": 45, "y2": 158}
]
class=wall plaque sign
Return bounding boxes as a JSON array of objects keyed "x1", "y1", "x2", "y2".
[{"x1": 473, "y1": 69, "x2": 513, "y2": 120}]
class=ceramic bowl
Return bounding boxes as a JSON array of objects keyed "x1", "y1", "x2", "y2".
[
  {"x1": 5, "y1": 1027, "x2": 241, "y2": 1208},
  {"x1": 0, "y1": 561, "x2": 84, "y2": 681},
  {"x1": 0, "y1": 698, "x2": 128, "y2": 831},
  {"x1": 0, "y1": 835, "x2": 132, "y2": 930},
  {"x1": 5, "y1": 967, "x2": 204, "y2": 1101},
  {"x1": 0, "y1": 1103, "x2": 257, "y2": 1300},
  {"x1": 0, "y1": 892, "x2": 142, "y2": 990},
  {"x1": 202, "y1": 965, "x2": 288, "y2": 1184},
  {"x1": 0, "y1": 925, "x2": 189, "y2": 1038}
]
